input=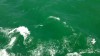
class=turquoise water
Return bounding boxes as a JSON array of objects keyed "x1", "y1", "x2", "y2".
[{"x1": 0, "y1": 0, "x2": 100, "y2": 56}]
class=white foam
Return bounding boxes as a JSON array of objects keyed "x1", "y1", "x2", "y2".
[
  {"x1": 8, "y1": 28, "x2": 16, "y2": 34},
  {"x1": 0, "y1": 26, "x2": 30, "y2": 56},
  {"x1": 39, "y1": 25, "x2": 43, "y2": 27},
  {"x1": 49, "y1": 48, "x2": 56, "y2": 56},
  {"x1": 91, "y1": 38, "x2": 96, "y2": 44},
  {"x1": 32, "y1": 45, "x2": 44, "y2": 56},
  {"x1": 0, "y1": 26, "x2": 30, "y2": 40},
  {"x1": 66, "y1": 52, "x2": 81, "y2": 56},
  {"x1": 34, "y1": 24, "x2": 44, "y2": 28},
  {"x1": 0, "y1": 49, "x2": 9, "y2": 56},
  {"x1": 48, "y1": 16, "x2": 60, "y2": 21},
  {"x1": 16, "y1": 26, "x2": 30, "y2": 40},
  {"x1": 0, "y1": 27, "x2": 12, "y2": 37},
  {"x1": 63, "y1": 22, "x2": 67, "y2": 25},
  {"x1": 8, "y1": 37, "x2": 16, "y2": 46},
  {"x1": 8, "y1": 26, "x2": 30, "y2": 40}
]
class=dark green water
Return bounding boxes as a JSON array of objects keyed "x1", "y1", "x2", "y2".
[{"x1": 0, "y1": 0, "x2": 100, "y2": 56}]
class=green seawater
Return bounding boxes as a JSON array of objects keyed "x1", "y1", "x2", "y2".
[{"x1": 0, "y1": 0, "x2": 100, "y2": 56}]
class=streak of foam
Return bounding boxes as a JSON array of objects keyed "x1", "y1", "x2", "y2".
[
  {"x1": 8, "y1": 37, "x2": 16, "y2": 46},
  {"x1": 66, "y1": 49, "x2": 100, "y2": 56},
  {"x1": 48, "y1": 16, "x2": 60, "y2": 21},
  {"x1": 63, "y1": 22, "x2": 67, "y2": 25},
  {"x1": 34, "y1": 24, "x2": 44, "y2": 28},
  {"x1": 6, "y1": 37, "x2": 17, "y2": 49},
  {"x1": 79, "y1": 48, "x2": 100, "y2": 54},
  {"x1": 66, "y1": 52, "x2": 81, "y2": 56}
]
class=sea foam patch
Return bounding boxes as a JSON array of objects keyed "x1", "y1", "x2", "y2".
[
  {"x1": 91, "y1": 38, "x2": 96, "y2": 44},
  {"x1": 0, "y1": 26, "x2": 30, "y2": 40},
  {"x1": 0, "y1": 25, "x2": 100, "y2": 56},
  {"x1": 0, "y1": 26, "x2": 30, "y2": 56},
  {"x1": 48, "y1": 48, "x2": 57, "y2": 56},
  {"x1": 8, "y1": 26, "x2": 30, "y2": 40},
  {"x1": 0, "y1": 49, "x2": 9, "y2": 56},
  {"x1": 16, "y1": 26, "x2": 30, "y2": 40}
]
